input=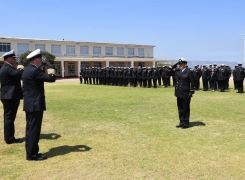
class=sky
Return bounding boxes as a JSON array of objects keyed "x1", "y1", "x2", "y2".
[{"x1": 1, "y1": 0, "x2": 245, "y2": 63}]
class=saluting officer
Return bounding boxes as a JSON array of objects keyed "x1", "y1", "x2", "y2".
[
  {"x1": 171, "y1": 58, "x2": 195, "y2": 129},
  {"x1": 0, "y1": 50, "x2": 24, "y2": 144},
  {"x1": 22, "y1": 49, "x2": 56, "y2": 161}
]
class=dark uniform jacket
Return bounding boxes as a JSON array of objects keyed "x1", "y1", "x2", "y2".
[
  {"x1": 234, "y1": 67, "x2": 244, "y2": 81},
  {"x1": 0, "y1": 63, "x2": 23, "y2": 100},
  {"x1": 201, "y1": 68, "x2": 210, "y2": 80},
  {"x1": 22, "y1": 64, "x2": 56, "y2": 112},
  {"x1": 174, "y1": 68, "x2": 195, "y2": 98}
]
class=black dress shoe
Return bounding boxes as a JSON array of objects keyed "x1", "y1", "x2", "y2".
[
  {"x1": 6, "y1": 138, "x2": 24, "y2": 144},
  {"x1": 27, "y1": 154, "x2": 48, "y2": 161},
  {"x1": 175, "y1": 124, "x2": 183, "y2": 128},
  {"x1": 181, "y1": 125, "x2": 189, "y2": 129}
]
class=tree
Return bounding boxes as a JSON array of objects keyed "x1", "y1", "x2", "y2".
[{"x1": 20, "y1": 51, "x2": 56, "y2": 67}]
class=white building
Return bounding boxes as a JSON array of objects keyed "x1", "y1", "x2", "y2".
[{"x1": 0, "y1": 37, "x2": 174, "y2": 78}]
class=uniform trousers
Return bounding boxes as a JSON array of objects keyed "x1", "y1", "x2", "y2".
[
  {"x1": 1, "y1": 99, "x2": 20, "y2": 143},
  {"x1": 177, "y1": 97, "x2": 191, "y2": 126},
  {"x1": 237, "y1": 80, "x2": 244, "y2": 93},
  {"x1": 25, "y1": 111, "x2": 43, "y2": 156}
]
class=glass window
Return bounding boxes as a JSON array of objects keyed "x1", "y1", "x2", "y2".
[
  {"x1": 51, "y1": 45, "x2": 61, "y2": 54},
  {"x1": 81, "y1": 62, "x2": 89, "y2": 68},
  {"x1": 117, "y1": 47, "x2": 124, "y2": 56},
  {"x1": 0, "y1": 42, "x2": 11, "y2": 52},
  {"x1": 66, "y1": 45, "x2": 75, "y2": 54},
  {"x1": 117, "y1": 62, "x2": 125, "y2": 67},
  {"x1": 17, "y1": 43, "x2": 29, "y2": 54},
  {"x1": 109, "y1": 62, "x2": 114, "y2": 67},
  {"x1": 105, "y1": 47, "x2": 113, "y2": 55},
  {"x1": 80, "y1": 46, "x2": 89, "y2": 55},
  {"x1": 68, "y1": 62, "x2": 75, "y2": 75},
  {"x1": 138, "y1": 48, "x2": 144, "y2": 56},
  {"x1": 94, "y1": 62, "x2": 101, "y2": 67},
  {"x1": 128, "y1": 48, "x2": 134, "y2": 56},
  {"x1": 35, "y1": 44, "x2": 45, "y2": 51},
  {"x1": 93, "y1": 46, "x2": 101, "y2": 55}
]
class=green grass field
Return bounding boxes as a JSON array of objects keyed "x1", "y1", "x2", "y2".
[{"x1": 1, "y1": 79, "x2": 245, "y2": 180}]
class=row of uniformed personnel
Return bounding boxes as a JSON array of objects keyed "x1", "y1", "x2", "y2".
[
  {"x1": 192, "y1": 63, "x2": 245, "y2": 93},
  {"x1": 79, "y1": 66, "x2": 174, "y2": 88}
]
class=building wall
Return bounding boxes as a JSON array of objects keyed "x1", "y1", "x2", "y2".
[{"x1": 0, "y1": 37, "x2": 174, "y2": 77}]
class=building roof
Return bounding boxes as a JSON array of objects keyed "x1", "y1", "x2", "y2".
[{"x1": 0, "y1": 37, "x2": 155, "y2": 47}]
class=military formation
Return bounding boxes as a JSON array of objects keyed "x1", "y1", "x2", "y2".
[
  {"x1": 79, "y1": 63, "x2": 245, "y2": 93},
  {"x1": 79, "y1": 66, "x2": 175, "y2": 88}
]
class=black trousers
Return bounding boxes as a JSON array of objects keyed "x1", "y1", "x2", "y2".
[
  {"x1": 177, "y1": 97, "x2": 191, "y2": 126},
  {"x1": 237, "y1": 80, "x2": 244, "y2": 93},
  {"x1": 153, "y1": 79, "x2": 157, "y2": 88},
  {"x1": 1, "y1": 99, "x2": 20, "y2": 143},
  {"x1": 25, "y1": 111, "x2": 43, "y2": 156}
]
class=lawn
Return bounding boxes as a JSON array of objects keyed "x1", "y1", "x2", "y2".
[{"x1": 0, "y1": 79, "x2": 245, "y2": 180}]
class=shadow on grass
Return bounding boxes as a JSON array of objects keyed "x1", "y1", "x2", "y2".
[
  {"x1": 189, "y1": 121, "x2": 206, "y2": 128},
  {"x1": 44, "y1": 145, "x2": 91, "y2": 158},
  {"x1": 40, "y1": 133, "x2": 61, "y2": 140}
]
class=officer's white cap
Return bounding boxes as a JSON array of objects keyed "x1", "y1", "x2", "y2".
[
  {"x1": 1, "y1": 50, "x2": 16, "y2": 58},
  {"x1": 238, "y1": 62, "x2": 242, "y2": 65},
  {"x1": 27, "y1": 49, "x2": 42, "y2": 59}
]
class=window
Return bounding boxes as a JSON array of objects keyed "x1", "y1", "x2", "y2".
[
  {"x1": 138, "y1": 48, "x2": 144, "y2": 56},
  {"x1": 94, "y1": 62, "x2": 101, "y2": 68},
  {"x1": 128, "y1": 48, "x2": 134, "y2": 56},
  {"x1": 80, "y1": 46, "x2": 89, "y2": 55},
  {"x1": 17, "y1": 43, "x2": 29, "y2": 54},
  {"x1": 81, "y1": 62, "x2": 89, "y2": 68},
  {"x1": 0, "y1": 42, "x2": 11, "y2": 52},
  {"x1": 68, "y1": 62, "x2": 75, "y2": 75},
  {"x1": 54, "y1": 63, "x2": 61, "y2": 76},
  {"x1": 93, "y1": 46, "x2": 101, "y2": 55},
  {"x1": 35, "y1": 44, "x2": 45, "y2": 51},
  {"x1": 66, "y1": 45, "x2": 75, "y2": 54},
  {"x1": 105, "y1": 47, "x2": 113, "y2": 55},
  {"x1": 117, "y1": 47, "x2": 124, "y2": 56},
  {"x1": 51, "y1": 45, "x2": 61, "y2": 54},
  {"x1": 117, "y1": 62, "x2": 125, "y2": 67},
  {"x1": 109, "y1": 62, "x2": 114, "y2": 67}
]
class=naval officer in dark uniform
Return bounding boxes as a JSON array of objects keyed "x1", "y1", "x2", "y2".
[
  {"x1": 171, "y1": 58, "x2": 195, "y2": 129},
  {"x1": 0, "y1": 50, "x2": 24, "y2": 144},
  {"x1": 22, "y1": 49, "x2": 56, "y2": 161}
]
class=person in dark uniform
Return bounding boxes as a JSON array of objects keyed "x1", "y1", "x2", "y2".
[
  {"x1": 157, "y1": 67, "x2": 162, "y2": 85},
  {"x1": 171, "y1": 58, "x2": 195, "y2": 129},
  {"x1": 84, "y1": 68, "x2": 88, "y2": 84},
  {"x1": 161, "y1": 65, "x2": 168, "y2": 87},
  {"x1": 79, "y1": 69, "x2": 83, "y2": 84},
  {"x1": 234, "y1": 62, "x2": 244, "y2": 93},
  {"x1": 136, "y1": 66, "x2": 142, "y2": 87},
  {"x1": 22, "y1": 49, "x2": 56, "y2": 161},
  {"x1": 201, "y1": 65, "x2": 209, "y2": 91},
  {"x1": 146, "y1": 67, "x2": 152, "y2": 88},
  {"x1": 218, "y1": 64, "x2": 226, "y2": 92},
  {"x1": 193, "y1": 65, "x2": 200, "y2": 90},
  {"x1": 152, "y1": 66, "x2": 158, "y2": 88},
  {"x1": 233, "y1": 65, "x2": 238, "y2": 90},
  {"x1": 210, "y1": 68, "x2": 217, "y2": 91},
  {"x1": 0, "y1": 50, "x2": 24, "y2": 144},
  {"x1": 131, "y1": 67, "x2": 137, "y2": 87},
  {"x1": 142, "y1": 67, "x2": 147, "y2": 87}
]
